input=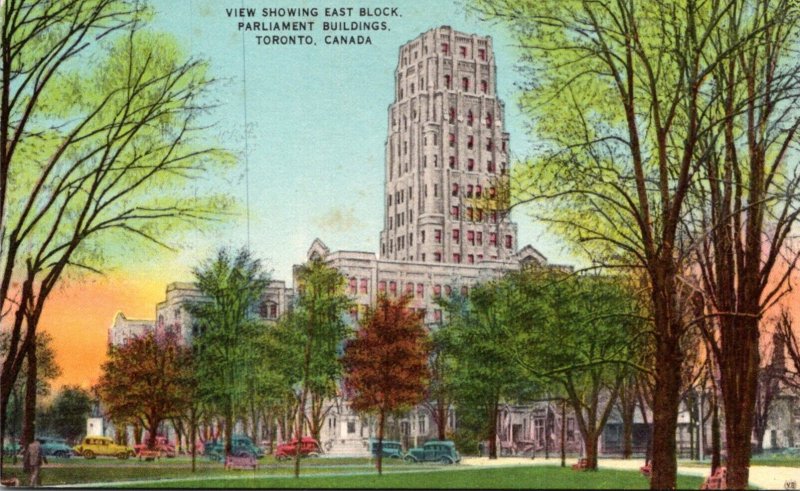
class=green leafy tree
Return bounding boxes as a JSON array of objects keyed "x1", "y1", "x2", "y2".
[
  {"x1": 0, "y1": 1, "x2": 231, "y2": 470},
  {"x1": 190, "y1": 247, "x2": 269, "y2": 458},
  {"x1": 440, "y1": 281, "x2": 535, "y2": 459},
  {"x1": 343, "y1": 295, "x2": 430, "y2": 475},
  {"x1": 289, "y1": 258, "x2": 351, "y2": 477},
  {"x1": 47, "y1": 386, "x2": 92, "y2": 444}
]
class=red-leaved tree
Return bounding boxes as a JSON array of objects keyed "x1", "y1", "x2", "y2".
[
  {"x1": 343, "y1": 295, "x2": 430, "y2": 475},
  {"x1": 96, "y1": 332, "x2": 193, "y2": 451}
]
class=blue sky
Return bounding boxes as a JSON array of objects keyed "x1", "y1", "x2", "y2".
[{"x1": 149, "y1": 0, "x2": 573, "y2": 282}]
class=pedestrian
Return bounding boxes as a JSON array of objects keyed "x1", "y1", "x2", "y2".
[{"x1": 27, "y1": 439, "x2": 47, "y2": 487}]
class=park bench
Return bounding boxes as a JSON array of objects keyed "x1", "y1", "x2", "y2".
[
  {"x1": 572, "y1": 458, "x2": 589, "y2": 471},
  {"x1": 700, "y1": 466, "x2": 727, "y2": 490},
  {"x1": 640, "y1": 462, "x2": 652, "y2": 478},
  {"x1": 225, "y1": 455, "x2": 258, "y2": 470},
  {"x1": 138, "y1": 449, "x2": 162, "y2": 461},
  {"x1": 0, "y1": 477, "x2": 19, "y2": 487}
]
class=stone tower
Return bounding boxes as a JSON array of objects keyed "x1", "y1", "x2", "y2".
[{"x1": 379, "y1": 26, "x2": 518, "y2": 265}]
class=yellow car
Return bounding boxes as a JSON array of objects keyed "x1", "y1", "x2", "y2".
[{"x1": 73, "y1": 436, "x2": 134, "y2": 459}]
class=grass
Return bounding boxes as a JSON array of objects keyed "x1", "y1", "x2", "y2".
[
  {"x1": 1, "y1": 461, "x2": 708, "y2": 489},
  {"x1": 115, "y1": 466, "x2": 708, "y2": 489}
]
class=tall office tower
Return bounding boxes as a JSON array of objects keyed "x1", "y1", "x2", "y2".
[{"x1": 379, "y1": 26, "x2": 518, "y2": 265}]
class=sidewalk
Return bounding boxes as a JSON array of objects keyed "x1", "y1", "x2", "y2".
[{"x1": 461, "y1": 456, "x2": 800, "y2": 489}]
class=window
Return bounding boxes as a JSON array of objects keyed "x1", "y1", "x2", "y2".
[
  {"x1": 449, "y1": 156, "x2": 456, "y2": 169},
  {"x1": 388, "y1": 195, "x2": 392, "y2": 206},
  {"x1": 502, "y1": 140, "x2": 507, "y2": 152},
  {"x1": 360, "y1": 278, "x2": 368, "y2": 294},
  {"x1": 486, "y1": 138, "x2": 493, "y2": 151},
  {"x1": 467, "y1": 207, "x2": 474, "y2": 221},
  {"x1": 475, "y1": 185, "x2": 482, "y2": 198},
  {"x1": 476, "y1": 208, "x2": 483, "y2": 221},
  {"x1": 410, "y1": 83, "x2": 415, "y2": 94},
  {"x1": 452, "y1": 183, "x2": 459, "y2": 196},
  {"x1": 467, "y1": 136, "x2": 474, "y2": 150},
  {"x1": 449, "y1": 133, "x2": 455, "y2": 147},
  {"x1": 491, "y1": 211, "x2": 498, "y2": 223},
  {"x1": 467, "y1": 110, "x2": 474, "y2": 126},
  {"x1": 434, "y1": 229, "x2": 442, "y2": 243},
  {"x1": 489, "y1": 187, "x2": 497, "y2": 198},
  {"x1": 490, "y1": 232, "x2": 497, "y2": 245},
  {"x1": 416, "y1": 283, "x2": 424, "y2": 298},
  {"x1": 567, "y1": 418, "x2": 575, "y2": 441},
  {"x1": 453, "y1": 253, "x2": 461, "y2": 263},
  {"x1": 480, "y1": 80, "x2": 488, "y2": 94},
  {"x1": 477, "y1": 254, "x2": 483, "y2": 261},
  {"x1": 467, "y1": 254, "x2": 474, "y2": 264},
  {"x1": 405, "y1": 282, "x2": 414, "y2": 295},
  {"x1": 434, "y1": 284, "x2": 442, "y2": 297},
  {"x1": 478, "y1": 48, "x2": 486, "y2": 60},
  {"x1": 421, "y1": 230, "x2": 426, "y2": 243},
  {"x1": 441, "y1": 42, "x2": 449, "y2": 54},
  {"x1": 378, "y1": 281, "x2": 386, "y2": 292},
  {"x1": 349, "y1": 277, "x2": 357, "y2": 294},
  {"x1": 270, "y1": 304, "x2": 278, "y2": 318},
  {"x1": 409, "y1": 233, "x2": 413, "y2": 245},
  {"x1": 449, "y1": 107, "x2": 455, "y2": 123},
  {"x1": 389, "y1": 281, "x2": 397, "y2": 295},
  {"x1": 434, "y1": 309, "x2": 442, "y2": 322},
  {"x1": 505, "y1": 235, "x2": 513, "y2": 248},
  {"x1": 466, "y1": 184, "x2": 473, "y2": 197},
  {"x1": 486, "y1": 112, "x2": 493, "y2": 127},
  {"x1": 487, "y1": 161, "x2": 495, "y2": 173},
  {"x1": 434, "y1": 184, "x2": 439, "y2": 197},
  {"x1": 468, "y1": 158, "x2": 475, "y2": 171},
  {"x1": 452, "y1": 229, "x2": 460, "y2": 243},
  {"x1": 477, "y1": 231, "x2": 483, "y2": 245},
  {"x1": 461, "y1": 286, "x2": 469, "y2": 296},
  {"x1": 348, "y1": 421, "x2": 356, "y2": 434},
  {"x1": 444, "y1": 285, "x2": 452, "y2": 297},
  {"x1": 467, "y1": 230, "x2": 475, "y2": 245},
  {"x1": 444, "y1": 74, "x2": 452, "y2": 89},
  {"x1": 451, "y1": 206, "x2": 459, "y2": 218},
  {"x1": 434, "y1": 252, "x2": 442, "y2": 262},
  {"x1": 459, "y1": 45, "x2": 467, "y2": 57},
  {"x1": 462, "y1": 77, "x2": 469, "y2": 91},
  {"x1": 419, "y1": 415, "x2": 427, "y2": 434}
]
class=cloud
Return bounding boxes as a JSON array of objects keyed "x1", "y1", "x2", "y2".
[{"x1": 312, "y1": 207, "x2": 362, "y2": 233}]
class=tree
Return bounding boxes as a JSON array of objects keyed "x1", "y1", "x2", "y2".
[
  {"x1": 752, "y1": 331, "x2": 785, "y2": 454},
  {"x1": 48, "y1": 386, "x2": 92, "y2": 444},
  {"x1": 343, "y1": 295, "x2": 430, "y2": 475},
  {"x1": 289, "y1": 258, "x2": 351, "y2": 477},
  {"x1": 190, "y1": 247, "x2": 269, "y2": 458},
  {"x1": 0, "y1": 1, "x2": 230, "y2": 469},
  {"x1": 440, "y1": 280, "x2": 534, "y2": 459},
  {"x1": 467, "y1": 1, "x2": 779, "y2": 486},
  {"x1": 424, "y1": 328, "x2": 456, "y2": 441},
  {"x1": 96, "y1": 332, "x2": 193, "y2": 451}
]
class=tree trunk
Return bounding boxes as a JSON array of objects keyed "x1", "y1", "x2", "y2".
[
  {"x1": 584, "y1": 429, "x2": 598, "y2": 470},
  {"x1": 437, "y1": 399, "x2": 447, "y2": 440},
  {"x1": 224, "y1": 407, "x2": 233, "y2": 457},
  {"x1": 376, "y1": 408, "x2": 385, "y2": 475},
  {"x1": 649, "y1": 325, "x2": 682, "y2": 490},
  {"x1": 621, "y1": 399, "x2": 634, "y2": 459},
  {"x1": 190, "y1": 407, "x2": 197, "y2": 473},
  {"x1": 487, "y1": 402, "x2": 498, "y2": 459},
  {"x1": 711, "y1": 392, "x2": 721, "y2": 473},
  {"x1": 21, "y1": 341, "x2": 36, "y2": 474},
  {"x1": 147, "y1": 416, "x2": 160, "y2": 450}
]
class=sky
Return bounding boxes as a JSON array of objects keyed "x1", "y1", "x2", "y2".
[{"x1": 41, "y1": 0, "x2": 577, "y2": 389}]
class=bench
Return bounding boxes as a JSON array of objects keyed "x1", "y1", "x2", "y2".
[
  {"x1": 572, "y1": 458, "x2": 589, "y2": 470},
  {"x1": 138, "y1": 449, "x2": 162, "y2": 461},
  {"x1": 640, "y1": 462, "x2": 652, "y2": 478},
  {"x1": 0, "y1": 478, "x2": 19, "y2": 487},
  {"x1": 700, "y1": 466, "x2": 727, "y2": 490},
  {"x1": 225, "y1": 455, "x2": 257, "y2": 470}
]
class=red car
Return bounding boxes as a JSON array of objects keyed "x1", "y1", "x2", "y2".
[
  {"x1": 134, "y1": 436, "x2": 177, "y2": 458},
  {"x1": 274, "y1": 437, "x2": 321, "y2": 460}
]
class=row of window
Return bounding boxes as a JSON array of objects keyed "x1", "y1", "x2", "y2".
[
  {"x1": 418, "y1": 228, "x2": 512, "y2": 248},
  {"x1": 448, "y1": 133, "x2": 498, "y2": 151},
  {"x1": 450, "y1": 205, "x2": 503, "y2": 223},
  {"x1": 441, "y1": 43, "x2": 488, "y2": 61},
  {"x1": 387, "y1": 209, "x2": 413, "y2": 231},
  {"x1": 422, "y1": 252, "x2": 499, "y2": 263},
  {"x1": 452, "y1": 183, "x2": 497, "y2": 199}
]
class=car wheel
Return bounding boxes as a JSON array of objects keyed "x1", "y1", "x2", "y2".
[
  {"x1": 404, "y1": 455, "x2": 417, "y2": 463},
  {"x1": 440, "y1": 456, "x2": 453, "y2": 465},
  {"x1": 83, "y1": 450, "x2": 95, "y2": 459},
  {"x1": 307, "y1": 452, "x2": 320, "y2": 458}
]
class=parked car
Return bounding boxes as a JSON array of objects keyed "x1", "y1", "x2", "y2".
[
  {"x1": 204, "y1": 435, "x2": 264, "y2": 460},
  {"x1": 367, "y1": 438, "x2": 404, "y2": 459},
  {"x1": 2, "y1": 441, "x2": 21, "y2": 457},
  {"x1": 404, "y1": 440, "x2": 461, "y2": 464},
  {"x1": 39, "y1": 437, "x2": 73, "y2": 458},
  {"x1": 134, "y1": 436, "x2": 177, "y2": 458},
  {"x1": 73, "y1": 436, "x2": 135, "y2": 459},
  {"x1": 274, "y1": 437, "x2": 321, "y2": 461}
]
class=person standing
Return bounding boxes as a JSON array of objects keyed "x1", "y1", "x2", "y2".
[{"x1": 27, "y1": 439, "x2": 47, "y2": 487}]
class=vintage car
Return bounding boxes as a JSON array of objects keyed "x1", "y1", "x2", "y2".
[
  {"x1": 204, "y1": 435, "x2": 264, "y2": 460},
  {"x1": 367, "y1": 438, "x2": 404, "y2": 459},
  {"x1": 274, "y1": 437, "x2": 321, "y2": 460},
  {"x1": 39, "y1": 437, "x2": 74, "y2": 458},
  {"x1": 134, "y1": 435, "x2": 177, "y2": 458},
  {"x1": 73, "y1": 436, "x2": 135, "y2": 459},
  {"x1": 404, "y1": 440, "x2": 461, "y2": 464}
]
